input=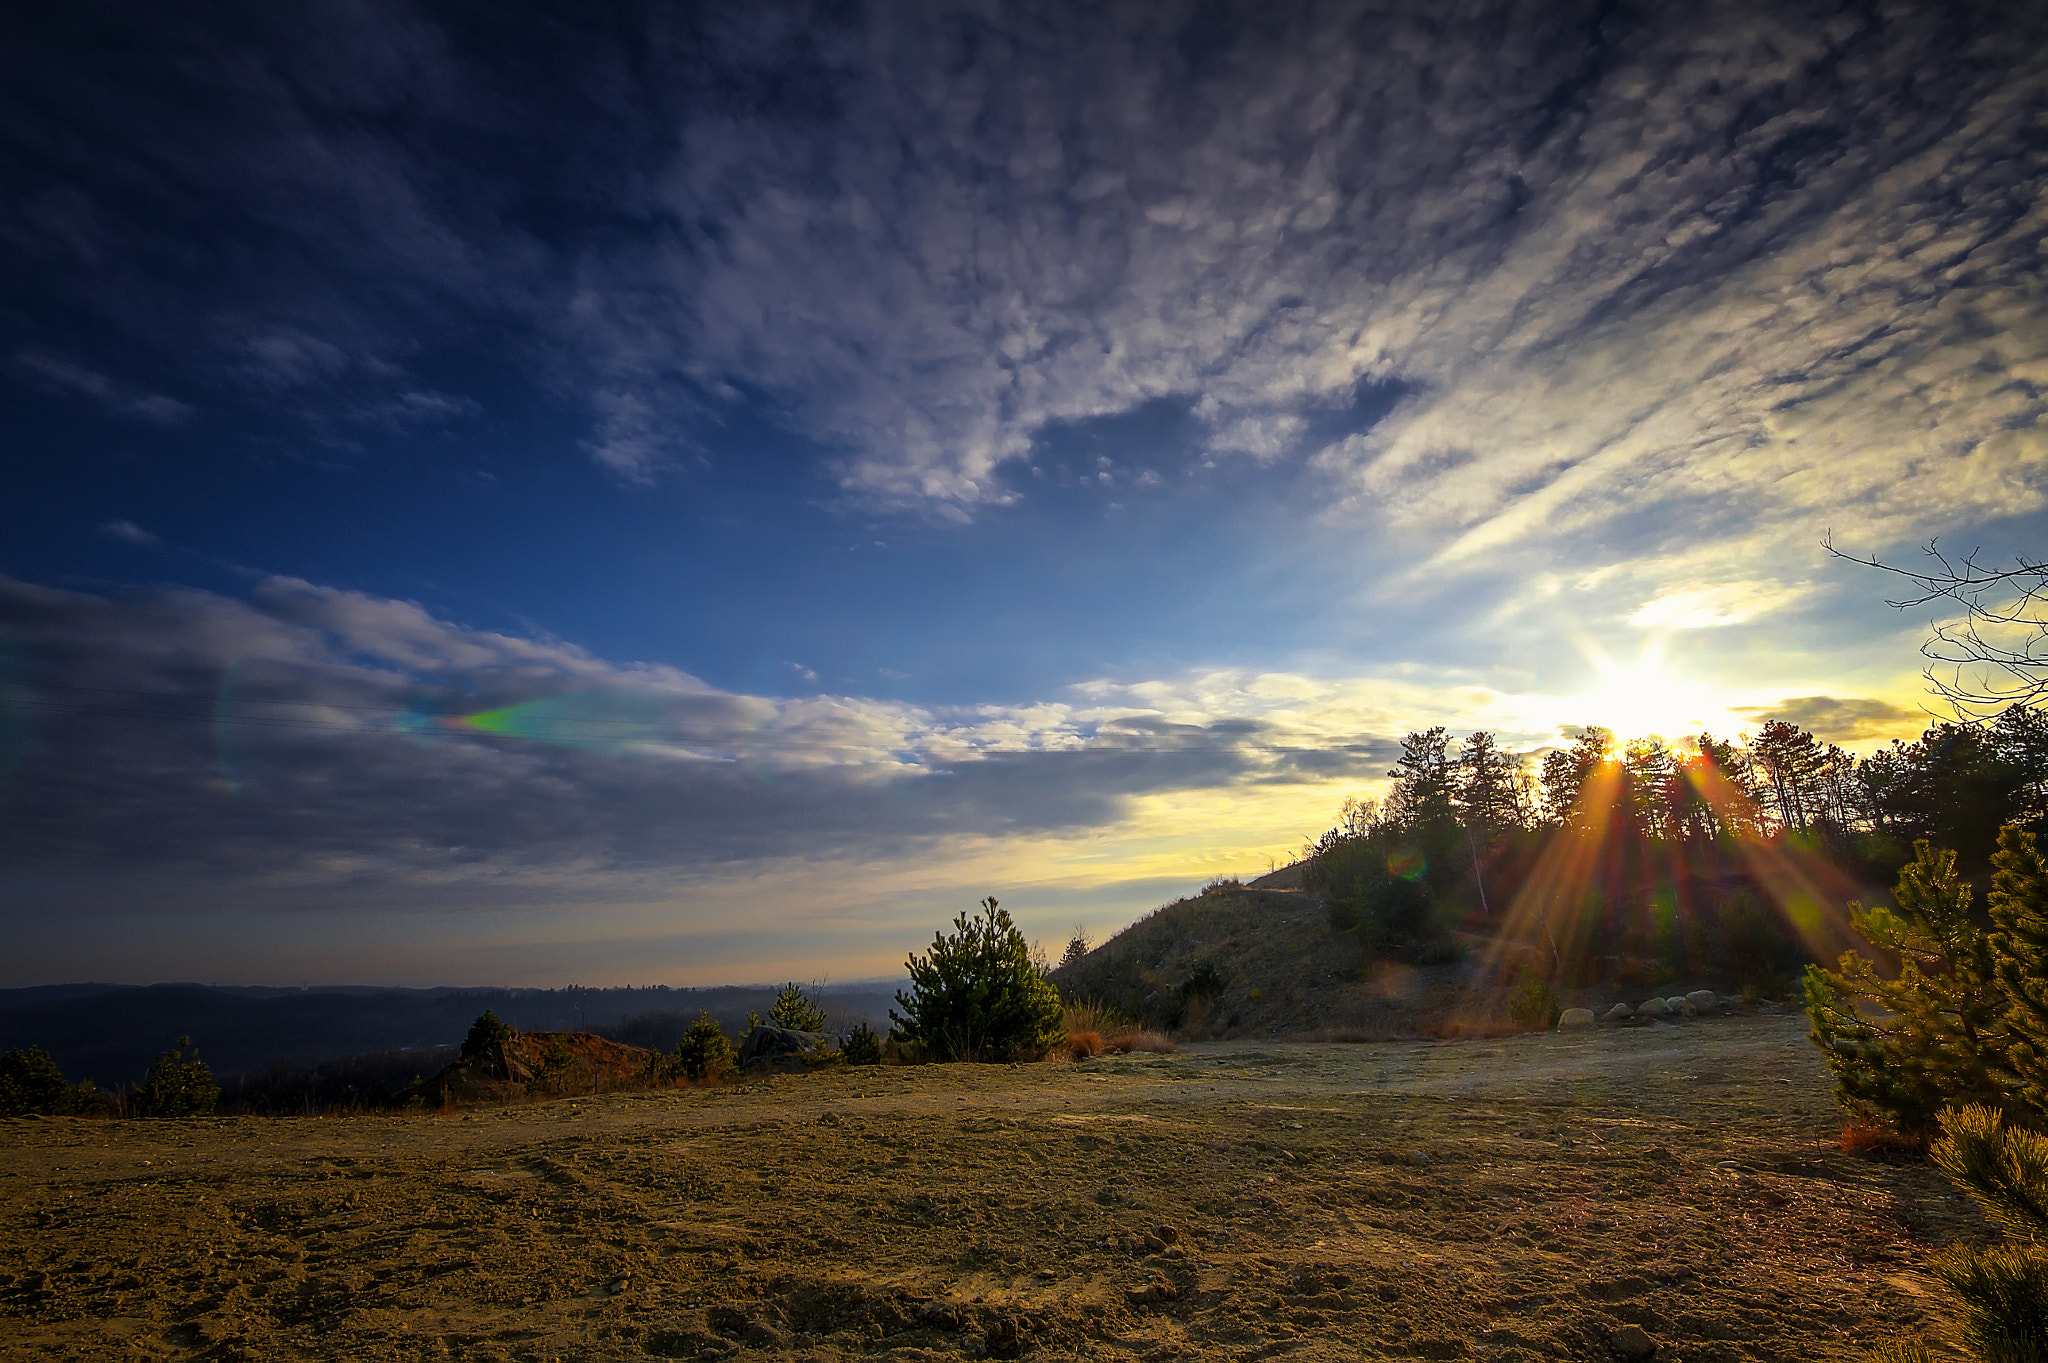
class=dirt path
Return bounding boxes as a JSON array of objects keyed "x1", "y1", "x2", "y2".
[{"x1": 0, "y1": 1009, "x2": 1979, "y2": 1360}]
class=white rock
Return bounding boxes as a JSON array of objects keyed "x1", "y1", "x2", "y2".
[
  {"x1": 1636, "y1": 997, "x2": 1669, "y2": 1017},
  {"x1": 1686, "y1": 989, "x2": 1718, "y2": 1011},
  {"x1": 1602, "y1": 1003, "x2": 1634, "y2": 1022},
  {"x1": 1557, "y1": 1008, "x2": 1596, "y2": 1030}
]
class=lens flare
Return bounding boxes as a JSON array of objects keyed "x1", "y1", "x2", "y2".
[{"x1": 1386, "y1": 844, "x2": 1427, "y2": 881}]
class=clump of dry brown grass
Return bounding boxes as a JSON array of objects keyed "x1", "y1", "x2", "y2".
[
  {"x1": 1840, "y1": 1120, "x2": 1925, "y2": 1160},
  {"x1": 1066, "y1": 1030, "x2": 1104, "y2": 1059},
  {"x1": 1104, "y1": 1027, "x2": 1176, "y2": 1054}
]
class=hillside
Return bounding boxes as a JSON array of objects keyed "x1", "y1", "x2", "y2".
[{"x1": 1051, "y1": 878, "x2": 1748, "y2": 1040}]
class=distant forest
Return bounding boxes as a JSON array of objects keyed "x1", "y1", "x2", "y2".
[
  {"x1": 0, "y1": 981, "x2": 899, "y2": 1096},
  {"x1": 1300, "y1": 706, "x2": 2047, "y2": 988}
]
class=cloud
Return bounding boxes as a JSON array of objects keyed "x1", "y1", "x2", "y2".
[
  {"x1": 0, "y1": 576, "x2": 1393, "y2": 889},
  {"x1": 1734, "y1": 694, "x2": 1924, "y2": 744},
  {"x1": 1629, "y1": 582, "x2": 1794, "y2": 630},
  {"x1": 97, "y1": 520, "x2": 159, "y2": 546},
  {"x1": 15, "y1": 352, "x2": 192, "y2": 424},
  {"x1": 8, "y1": 2, "x2": 2042, "y2": 562}
]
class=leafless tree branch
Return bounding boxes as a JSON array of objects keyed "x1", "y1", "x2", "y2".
[{"x1": 1824, "y1": 532, "x2": 2048, "y2": 721}]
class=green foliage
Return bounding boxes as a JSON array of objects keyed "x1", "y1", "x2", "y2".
[
  {"x1": 135, "y1": 1036, "x2": 218, "y2": 1118},
  {"x1": 1990, "y1": 826, "x2": 2048, "y2": 1121},
  {"x1": 1804, "y1": 840, "x2": 2008, "y2": 1135},
  {"x1": 890, "y1": 897, "x2": 1066, "y2": 1063},
  {"x1": 672, "y1": 1009, "x2": 736, "y2": 1081},
  {"x1": 841, "y1": 1021, "x2": 882, "y2": 1066},
  {"x1": 1178, "y1": 959, "x2": 1226, "y2": 1001},
  {"x1": 1058, "y1": 927, "x2": 1091, "y2": 972},
  {"x1": 461, "y1": 1010, "x2": 515, "y2": 1079},
  {"x1": 769, "y1": 982, "x2": 827, "y2": 1033},
  {"x1": 1304, "y1": 833, "x2": 1438, "y2": 953},
  {"x1": 1506, "y1": 967, "x2": 1560, "y2": 1031},
  {"x1": 0, "y1": 1046, "x2": 71, "y2": 1116},
  {"x1": 1926, "y1": 1105, "x2": 2048, "y2": 1363},
  {"x1": 529, "y1": 1036, "x2": 574, "y2": 1094}
]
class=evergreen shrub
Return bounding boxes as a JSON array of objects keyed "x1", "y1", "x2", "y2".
[
  {"x1": 672, "y1": 1009, "x2": 737, "y2": 1081},
  {"x1": 890, "y1": 897, "x2": 1065, "y2": 1062}
]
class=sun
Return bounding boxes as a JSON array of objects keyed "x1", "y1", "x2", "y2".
[{"x1": 1568, "y1": 640, "x2": 1747, "y2": 742}]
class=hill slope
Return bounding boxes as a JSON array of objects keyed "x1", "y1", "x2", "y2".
[{"x1": 1050, "y1": 879, "x2": 1736, "y2": 1040}]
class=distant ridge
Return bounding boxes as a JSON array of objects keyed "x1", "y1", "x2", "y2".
[{"x1": 0, "y1": 981, "x2": 903, "y2": 1088}]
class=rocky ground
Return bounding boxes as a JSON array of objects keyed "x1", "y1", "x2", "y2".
[{"x1": 0, "y1": 1009, "x2": 1983, "y2": 1360}]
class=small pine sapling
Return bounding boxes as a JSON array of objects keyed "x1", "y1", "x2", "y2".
[
  {"x1": 1990, "y1": 826, "x2": 2048, "y2": 1123},
  {"x1": 672, "y1": 1009, "x2": 736, "y2": 1081},
  {"x1": 136, "y1": 1036, "x2": 219, "y2": 1118},
  {"x1": 841, "y1": 1021, "x2": 882, "y2": 1066},
  {"x1": 890, "y1": 897, "x2": 1066, "y2": 1062},
  {"x1": 1805, "y1": 840, "x2": 2008, "y2": 1136},
  {"x1": 0, "y1": 1046, "x2": 72, "y2": 1116},
  {"x1": 769, "y1": 982, "x2": 828, "y2": 1033},
  {"x1": 461, "y1": 1010, "x2": 516, "y2": 1079},
  {"x1": 1919, "y1": 1104, "x2": 2048, "y2": 1363}
]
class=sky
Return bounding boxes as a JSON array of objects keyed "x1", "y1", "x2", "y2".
[{"x1": 3, "y1": 0, "x2": 2045, "y2": 987}]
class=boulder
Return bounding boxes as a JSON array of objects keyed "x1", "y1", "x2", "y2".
[
  {"x1": 738, "y1": 1025, "x2": 832, "y2": 1070},
  {"x1": 1686, "y1": 989, "x2": 1718, "y2": 1011},
  {"x1": 1636, "y1": 997, "x2": 1669, "y2": 1018},
  {"x1": 1557, "y1": 1008, "x2": 1596, "y2": 1030},
  {"x1": 1668, "y1": 996, "x2": 1694, "y2": 1016},
  {"x1": 1602, "y1": 1003, "x2": 1634, "y2": 1023}
]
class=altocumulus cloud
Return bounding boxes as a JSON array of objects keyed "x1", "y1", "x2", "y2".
[
  {"x1": 0, "y1": 578, "x2": 1400, "y2": 895},
  {"x1": 5, "y1": 1, "x2": 2042, "y2": 575}
]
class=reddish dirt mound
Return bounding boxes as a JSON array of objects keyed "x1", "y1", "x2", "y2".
[{"x1": 417, "y1": 1030, "x2": 661, "y2": 1107}]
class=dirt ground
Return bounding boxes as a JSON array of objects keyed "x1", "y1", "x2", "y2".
[{"x1": 0, "y1": 1008, "x2": 1986, "y2": 1361}]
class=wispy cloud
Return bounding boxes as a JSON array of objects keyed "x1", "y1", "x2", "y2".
[
  {"x1": 15, "y1": 352, "x2": 192, "y2": 424},
  {"x1": 7, "y1": 2, "x2": 2039, "y2": 566},
  {"x1": 96, "y1": 520, "x2": 159, "y2": 546}
]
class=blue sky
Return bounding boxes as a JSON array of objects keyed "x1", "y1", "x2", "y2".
[{"x1": 3, "y1": 0, "x2": 2045, "y2": 986}]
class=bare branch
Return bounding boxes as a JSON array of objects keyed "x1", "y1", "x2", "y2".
[{"x1": 1826, "y1": 533, "x2": 2048, "y2": 721}]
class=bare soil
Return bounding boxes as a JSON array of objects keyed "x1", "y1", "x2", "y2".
[{"x1": 0, "y1": 1009, "x2": 1984, "y2": 1360}]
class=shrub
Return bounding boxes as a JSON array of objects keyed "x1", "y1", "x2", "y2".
[
  {"x1": 891, "y1": 897, "x2": 1066, "y2": 1062},
  {"x1": 1178, "y1": 959, "x2": 1227, "y2": 1001},
  {"x1": 1506, "y1": 967, "x2": 1560, "y2": 1031},
  {"x1": 841, "y1": 1022, "x2": 882, "y2": 1066},
  {"x1": 672, "y1": 1009, "x2": 737, "y2": 1081},
  {"x1": 769, "y1": 982, "x2": 827, "y2": 1033},
  {"x1": 462, "y1": 1010, "x2": 516, "y2": 1079},
  {"x1": 0, "y1": 1046, "x2": 71, "y2": 1116},
  {"x1": 1921, "y1": 1104, "x2": 2048, "y2": 1362},
  {"x1": 1805, "y1": 839, "x2": 2007, "y2": 1135},
  {"x1": 1067, "y1": 1030, "x2": 1105, "y2": 1059},
  {"x1": 135, "y1": 1036, "x2": 218, "y2": 1118},
  {"x1": 529, "y1": 1036, "x2": 574, "y2": 1095}
]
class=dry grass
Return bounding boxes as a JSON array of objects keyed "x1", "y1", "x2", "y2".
[
  {"x1": 1104, "y1": 1027, "x2": 1176, "y2": 1054},
  {"x1": 1065, "y1": 1030, "x2": 1105, "y2": 1059},
  {"x1": 1840, "y1": 1119, "x2": 1927, "y2": 1161}
]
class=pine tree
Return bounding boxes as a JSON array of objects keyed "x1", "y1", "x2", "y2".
[
  {"x1": 672, "y1": 1009, "x2": 736, "y2": 1080},
  {"x1": 1923, "y1": 1105, "x2": 2048, "y2": 1363},
  {"x1": 135, "y1": 1036, "x2": 219, "y2": 1118},
  {"x1": 1804, "y1": 840, "x2": 2007, "y2": 1135},
  {"x1": 461, "y1": 1010, "x2": 515, "y2": 1079},
  {"x1": 1991, "y1": 825, "x2": 2048, "y2": 1121},
  {"x1": 769, "y1": 982, "x2": 827, "y2": 1032},
  {"x1": 890, "y1": 897, "x2": 1065, "y2": 1062}
]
